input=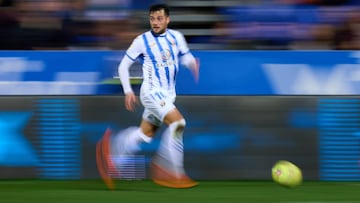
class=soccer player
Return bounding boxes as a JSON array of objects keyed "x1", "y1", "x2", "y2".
[{"x1": 96, "y1": 3, "x2": 200, "y2": 189}]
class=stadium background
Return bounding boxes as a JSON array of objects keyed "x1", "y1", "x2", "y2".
[{"x1": 1, "y1": 0, "x2": 360, "y2": 182}]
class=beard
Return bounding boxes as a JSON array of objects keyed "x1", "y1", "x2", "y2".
[{"x1": 152, "y1": 27, "x2": 166, "y2": 35}]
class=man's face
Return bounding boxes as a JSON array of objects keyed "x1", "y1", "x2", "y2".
[{"x1": 149, "y1": 9, "x2": 169, "y2": 34}]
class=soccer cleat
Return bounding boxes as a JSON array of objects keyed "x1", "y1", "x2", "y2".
[
  {"x1": 96, "y1": 128, "x2": 118, "y2": 190},
  {"x1": 151, "y1": 161, "x2": 199, "y2": 189}
]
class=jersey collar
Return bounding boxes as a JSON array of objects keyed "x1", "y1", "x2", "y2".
[{"x1": 151, "y1": 29, "x2": 167, "y2": 37}]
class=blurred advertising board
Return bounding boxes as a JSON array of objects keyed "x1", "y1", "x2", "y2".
[
  {"x1": 2, "y1": 95, "x2": 359, "y2": 181},
  {"x1": 0, "y1": 50, "x2": 359, "y2": 95},
  {"x1": 0, "y1": 95, "x2": 320, "y2": 180}
]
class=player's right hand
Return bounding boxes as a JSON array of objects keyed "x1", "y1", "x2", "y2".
[{"x1": 125, "y1": 92, "x2": 138, "y2": 112}]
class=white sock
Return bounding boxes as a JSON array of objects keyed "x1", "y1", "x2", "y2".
[
  {"x1": 129, "y1": 128, "x2": 152, "y2": 145},
  {"x1": 114, "y1": 127, "x2": 152, "y2": 155},
  {"x1": 157, "y1": 119, "x2": 186, "y2": 176}
]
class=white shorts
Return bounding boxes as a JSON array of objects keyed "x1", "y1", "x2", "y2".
[{"x1": 140, "y1": 89, "x2": 176, "y2": 126}]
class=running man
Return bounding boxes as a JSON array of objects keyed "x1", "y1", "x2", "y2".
[{"x1": 96, "y1": 3, "x2": 200, "y2": 189}]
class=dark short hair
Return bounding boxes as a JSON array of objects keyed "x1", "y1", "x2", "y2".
[{"x1": 149, "y1": 3, "x2": 170, "y2": 16}]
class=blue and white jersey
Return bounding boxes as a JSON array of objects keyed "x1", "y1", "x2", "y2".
[{"x1": 125, "y1": 29, "x2": 191, "y2": 100}]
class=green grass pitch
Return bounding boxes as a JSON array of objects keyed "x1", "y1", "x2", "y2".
[{"x1": 0, "y1": 180, "x2": 359, "y2": 203}]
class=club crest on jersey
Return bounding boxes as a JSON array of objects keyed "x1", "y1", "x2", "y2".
[
  {"x1": 168, "y1": 39, "x2": 175, "y2": 46},
  {"x1": 161, "y1": 50, "x2": 171, "y2": 60},
  {"x1": 159, "y1": 100, "x2": 166, "y2": 107},
  {"x1": 150, "y1": 42, "x2": 156, "y2": 47}
]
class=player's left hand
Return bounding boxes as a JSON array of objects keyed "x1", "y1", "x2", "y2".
[{"x1": 191, "y1": 58, "x2": 200, "y2": 83}]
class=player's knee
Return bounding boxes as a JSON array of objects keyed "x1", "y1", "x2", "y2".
[
  {"x1": 170, "y1": 118, "x2": 186, "y2": 137},
  {"x1": 173, "y1": 118, "x2": 186, "y2": 129}
]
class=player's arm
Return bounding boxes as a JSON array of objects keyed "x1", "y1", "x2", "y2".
[
  {"x1": 177, "y1": 31, "x2": 200, "y2": 82},
  {"x1": 118, "y1": 56, "x2": 134, "y2": 95},
  {"x1": 118, "y1": 36, "x2": 142, "y2": 112},
  {"x1": 118, "y1": 55, "x2": 138, "y2": 112},
  {"x1": 180, "y1": 52, "x2": 199, "y2": 83}
]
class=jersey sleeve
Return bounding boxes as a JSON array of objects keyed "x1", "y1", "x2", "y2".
[
  {"x1": 118, "y1": 35, "x2": 143, "y2": 94},
  {"x1": 118, "y1": 56, "x2": 134, "y2": 94},
  {"x1": 126, "y1": 35, "x2": 143, "y2": 61},
  {"x1": 174, "y1": 31, "x2": 197, "y2": 69},
  {"x1": 175, "y1": 31, "x2": 190, "y2": 56}
]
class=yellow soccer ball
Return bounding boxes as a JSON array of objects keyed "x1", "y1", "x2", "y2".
[{"x1": 272, "y1": 160, "x2": 302, "y2": 188}]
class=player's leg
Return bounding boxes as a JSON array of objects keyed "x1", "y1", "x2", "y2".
[
  {"x1": 112, "y1": 109, "x2": 160, "y2": 156},
  {"x1": 97, "y1": 113, "x2": 158, "y2": 188},
  {"x1": 108, "y1": 119, "x2": 158, "y2": 180},
  {"x1": 151, "y1": 108, "x2": 198, "y2": 188},
  {"x1": 158, "y1": 108, "x2": 185, "y2": 175},
  {"x1": 112, "y1": 126, "x2": 152, "y2": 156},
  {"x1": 139, "y1": 89, "x2": 197, "y2": 187}
]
